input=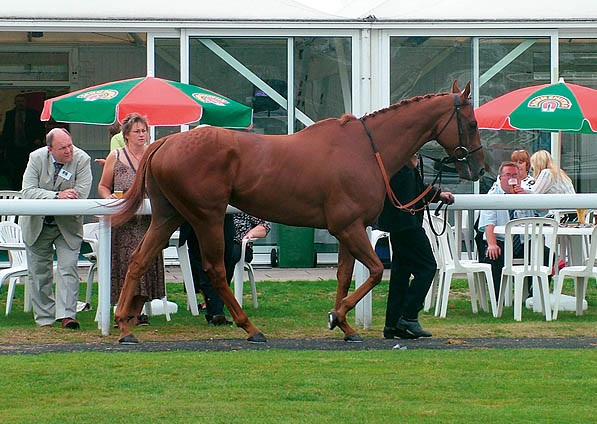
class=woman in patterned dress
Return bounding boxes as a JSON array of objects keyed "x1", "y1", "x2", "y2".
[{"x1": 97, "y1": 113, "x2": 165, "y2": 327}]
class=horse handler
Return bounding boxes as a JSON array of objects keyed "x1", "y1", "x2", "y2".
[{"x1": 376, "y1": 153, "x2": 454, "y2": 339}]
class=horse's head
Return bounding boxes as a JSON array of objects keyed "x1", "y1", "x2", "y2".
[{"x1": 434, "y1": 81, "x2": 485, "y2": 181}]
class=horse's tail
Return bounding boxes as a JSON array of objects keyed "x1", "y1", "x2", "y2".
[{"x1": 111, "y1": 137, "x2": 169, "y2": 227}]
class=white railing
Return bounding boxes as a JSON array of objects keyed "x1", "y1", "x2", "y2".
[{"x1": 2, "y1": 194, "x2": 597, "y2": 333}]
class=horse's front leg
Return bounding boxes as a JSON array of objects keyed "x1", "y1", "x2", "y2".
[{"x1": 329, "y1": 222, "x2": 384, "y2": 342}]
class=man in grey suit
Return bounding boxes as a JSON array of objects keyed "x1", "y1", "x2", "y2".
[{"x1": 20, "y1": 128, "x2": 92, "y2": 329}]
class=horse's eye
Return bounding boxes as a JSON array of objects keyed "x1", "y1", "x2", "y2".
[{"x1": 469, "y1": 120, "x2": 478, "y2": 130}]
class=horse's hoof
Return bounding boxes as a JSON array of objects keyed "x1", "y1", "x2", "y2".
[
  {"x1": 344, "y1": 333, "x2": 363, "y2": 343},
  {"x1": 118, "y1": 334, "x2": 139, "y2": 345},
  {"x1": 328, "y1": 311, "x2": 339, "y2": 330},
  {"x1": 247, "y1": 332, "x2": 267, "y2": 343}
]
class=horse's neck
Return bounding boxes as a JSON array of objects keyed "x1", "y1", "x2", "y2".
[{"x1": 368, "y1": 95, "x2": 450, "y2": 176}]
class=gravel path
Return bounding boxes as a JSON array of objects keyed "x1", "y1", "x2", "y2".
[{"x1": 2, "y1": 337, "x2": 597, "y2": 355}]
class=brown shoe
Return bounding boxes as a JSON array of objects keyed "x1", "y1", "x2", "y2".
[{"x1": 61, "y1": 317, "x2": 80, "y2": 330}]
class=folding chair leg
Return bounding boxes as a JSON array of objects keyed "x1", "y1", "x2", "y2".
[
  {"x1": 513, "y1": 276, "x2": 525, "y2": 321},
  {"x1": 6, "y1": 276, "x2": 17, "y2": 315},
  {"x1": 476, "y1": 274, "x2": 489, "y2": 313},
  {"x1": 434, "y1": 273, "x2": 445, "y2": 317},
  {"x1": 24, "y1": 276, "x2": 32, "y2": 313},
  {"x1": 496, "y1": 275, "x2": 508, "y2": 318},
  {"x1": 467, "y1": 274, "x2": 478, "y2": 314},
  {"x1": 484, "y1": 271, "x2": 498, "y2": 318},
  {"x1": 552, "y1": 273, "x2": 565, "y2": 320},
  {"x1": 538, "y1": 275, "x2": 552, "y2": 321},
  {"x1": 177, "y1": 243, "x2": 199, "y2": 316},
  {"x1": 575, "y1": 277, "x2": 588, "y2": 316},
  {"x1": 247, "y1": 266, "x2": 258, "y2": 308},
  {"x1": 162, "y1": 297, "x2": 171, "y2": 321},
  {"x1": 439, "y1": 270, "x2": 454, "y2": 318},
  {"x1": 85, "y1": 264, "x2": 95, "y2": 307},
  {"x1": 233, "y1": 261, "x2": 244, "y2": 307},
  {"x1": 424, "y1": 271, "x2": 438, "y2": 312}
]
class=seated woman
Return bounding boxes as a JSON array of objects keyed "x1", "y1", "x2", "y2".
[
  {"x1": 530, "y1": 150, "x2": 575, "y2": 195},
  {"x1": 97, "y1": 113, "x2": 166, "y2": 328}
]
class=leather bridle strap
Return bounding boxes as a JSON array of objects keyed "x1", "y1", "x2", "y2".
[{"x1": 360, "y1": 117, "x2": 437, "y2": 212}]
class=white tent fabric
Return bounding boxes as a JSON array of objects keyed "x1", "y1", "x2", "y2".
[
  {"x1": 307, "y1": 0, "x2": 597, "y2": 21},
  {"x1": 2, "y1": 0, "x2": 596, "y2": 22},
  {"x1": 1, "y1": 0, "x2": 339, "y2": 21}
]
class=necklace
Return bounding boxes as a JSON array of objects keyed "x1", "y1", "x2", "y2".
[{"x1": 126, "y1": 145, "x2": 143, "y2": 162}]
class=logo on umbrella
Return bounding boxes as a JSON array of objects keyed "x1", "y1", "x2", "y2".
[
  {"x1": 192, "y1": 93, "x2": 229, "y2": 106},
  {"x1": 77, "y1": 89, "x2": 119, "y2": 102},
  {"x1": 527, "y1": 95, "x2": 571, "y2": 113}
]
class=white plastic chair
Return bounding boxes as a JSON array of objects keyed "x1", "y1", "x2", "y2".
[
  {"x1": 0, "y1": 190, "x2": 21, "y2": 224},
  {"x1": 552, "y1": 225, "x2": 597, "y2": 319},
  {"x1": 0, "y1": 221, "x2": 29, "y2": 315},
  {"x1": 232, "y1": 238, "x2": 259, "y2": 308},
  {"x1": 497, "y1": 217, "x2": 558, "y2": 322},
  {"x1": 431, "y1": 214, "x2": 498, "y2": 318}
]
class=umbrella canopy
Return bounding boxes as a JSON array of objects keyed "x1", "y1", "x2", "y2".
[
  {"x1": 40, "y1": 76, "x2": 253, "y2": 129},
  {"x1": 475, "y1": 80, "x2": 597, "y2": 134}
]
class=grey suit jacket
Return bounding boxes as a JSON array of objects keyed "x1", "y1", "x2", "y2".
[{"x1": 20, "y1": 146, "x2": 92, "y2": 249}]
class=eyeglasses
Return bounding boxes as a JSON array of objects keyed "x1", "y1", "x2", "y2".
[{"x1": 500, "y1": 173, "x2": 519, "y2": 178}]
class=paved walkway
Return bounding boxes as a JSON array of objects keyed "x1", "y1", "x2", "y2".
[{"x1": 2, "y1": 337, "x2": 596, "y2": 355}]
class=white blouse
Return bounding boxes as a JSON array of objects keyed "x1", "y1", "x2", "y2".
[{"x1": 532, "y1": 169, "x2": 576, "y2": 194}]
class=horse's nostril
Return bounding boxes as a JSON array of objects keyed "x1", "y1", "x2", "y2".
[{"x1": 479, "y1": 168, "x2": 485, "y2": 176}]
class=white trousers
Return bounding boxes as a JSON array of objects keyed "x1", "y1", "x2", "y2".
[{"x1": 25, "y1": 224, "x2": 81, "y2": 326}]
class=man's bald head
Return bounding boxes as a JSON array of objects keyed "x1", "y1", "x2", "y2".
[{"x1": 47, "y1": 128, "x2": 74, "y2": 164}]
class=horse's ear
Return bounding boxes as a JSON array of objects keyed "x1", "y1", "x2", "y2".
[
  {"x1": 451, "y1": 80, "x2": 460, "y2": 93},
  {"x1": 462, "y1": 81, "x2": 471, "y2": 99}
]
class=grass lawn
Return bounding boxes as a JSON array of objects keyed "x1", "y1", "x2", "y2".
[
  {"x1": 1, "y1": 275, "x2": 596, "y2": 343},
  {"x1": 1, "y1": 276, "x2": 596, "y2": 423}
]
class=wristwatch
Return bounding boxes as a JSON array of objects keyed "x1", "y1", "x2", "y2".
[{"x1": 54, "y1": 192, "x2": 59, "y2": 199}]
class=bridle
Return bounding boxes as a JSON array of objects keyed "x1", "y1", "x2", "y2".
[
  {"x1": 360, "y1": 92, "x2": 483, "y2": 216},
  {"x1": 434, "y1": 93, "x2": 483, "y2": 165}
]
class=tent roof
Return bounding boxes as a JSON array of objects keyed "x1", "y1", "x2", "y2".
[{"x1": 2, "y1": 0, "x2": 596, "y2": 23}]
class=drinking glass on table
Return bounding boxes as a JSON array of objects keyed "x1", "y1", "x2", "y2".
[
  {"x1": 114, "y1": 190, "x2": 124, "y2": 199},
  {"x1": 577, "y1": 209, "x2": 586, "y2": 225}
]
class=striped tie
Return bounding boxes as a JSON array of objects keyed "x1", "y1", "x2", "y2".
[{"x1": 54, "y1": 162, "x2": 63, "y2": 183}]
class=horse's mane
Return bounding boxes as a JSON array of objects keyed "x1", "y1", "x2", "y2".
[
  {"x1": 363, "y1": 92, "x2": 449, "y2": 120},
  {"x1": 298, "y1": 92, "x2": 449, "y2": 131}
]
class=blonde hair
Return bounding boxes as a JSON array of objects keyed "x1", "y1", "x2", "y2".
[{"x1": 530, "y1": 150, "x2": 572, "y2": 183}]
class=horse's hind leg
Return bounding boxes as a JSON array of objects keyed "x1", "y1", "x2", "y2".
[
  {"x1": 114, "y1": 202, "x2": 183, "y2": 343},
  {"x1": 330, "y1": 222, "x2": 384, "y2": 341},
  {"x1": 194, "y1": 217, "x2": 266, "y2": 343}
]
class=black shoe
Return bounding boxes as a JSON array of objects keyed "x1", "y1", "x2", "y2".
[
  {"x1": 396, "y1": 317, "x2": 432, "y2": 338},
  {"x1": 383, "y1": 326, "x2": 398, "y2": 339},
  {"x1": 137, "y1": 314, "x2": 150, "y2": 326},
  {"x1": 209, "y1": 315, "x2": 233, "y2": 326}
]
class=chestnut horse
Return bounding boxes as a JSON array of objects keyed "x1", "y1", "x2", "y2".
[{"x1": 112, "y1": 81, "x2": 484, "y2": 344}]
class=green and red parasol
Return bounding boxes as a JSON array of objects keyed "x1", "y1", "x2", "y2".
[
  {"x1": 41, "y1": 76, "x2": 253, "y2": 129},
  {"x1": 475, "y1": 80, "x2": 597, "y2": 134}
]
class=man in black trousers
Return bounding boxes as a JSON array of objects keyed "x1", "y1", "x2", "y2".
[{"x1": 376, "y1": 153, "x2": 454, "y2": 339}]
